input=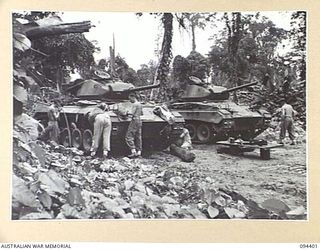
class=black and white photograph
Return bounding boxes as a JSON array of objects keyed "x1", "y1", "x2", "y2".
[{"x1": 12, "y1": 11, "x2": 307, "y2": 220}]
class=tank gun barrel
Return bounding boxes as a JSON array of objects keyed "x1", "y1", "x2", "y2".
[
  {"x1": 222, "y1": 81, "x2": 258, "y2": 93},
  {"x1": 127, "y1": 83, "x2": 160, "y2": 92}
]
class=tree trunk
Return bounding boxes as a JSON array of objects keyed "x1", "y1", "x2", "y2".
[
  {"x1": 156, "y1": 13, "x2": 173, "y2": 102},
  {"x1": 170, "y1": 144, "x2": 196, "y2": 162},
  {"x1": 191, "y1": 22, "x2": 196, "y2": 51},
  {"x1": 224, "y1": 12, "x2": 243, "y2": 101}
]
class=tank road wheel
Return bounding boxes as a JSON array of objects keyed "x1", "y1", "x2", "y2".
[
  {"x1": 196, "y1": 123, "x2": 212, "y2": 144},
  {"x1": 60, "y1": 128, "x2": 71, "y2": 147},
  {"x1": 82, "y1": 129, "x2": 93, "y2": 152},
  {"x1": 185, "y1": 123, "x2": 197, "y2": 141},
  {"x1": 71, "y1": 129, "x2": 82, "y2": 149}
]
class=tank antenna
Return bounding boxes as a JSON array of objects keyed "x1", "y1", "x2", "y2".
[{"x1": 109, "y1": 34, "x2": 117, "y2": 82}]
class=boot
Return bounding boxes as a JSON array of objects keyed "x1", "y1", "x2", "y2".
[
  {"x1": 103, "y1": 150, "x2": 109, "y2": 158},
  {"x1": 290, "y1": 140, "x2": 296, "y2": 145},
  {"x1": 128, "y1": 149, "x2": 137, "y2": 158},
  {"x1": 90, "y1": 147, "x2": 96, "y2": 157},
  {"x1": 278, "y1": 139, "x2": 284, "y2": 144},
  {"x1": 136, "y1": 150, "x2": 141, "y2": 157}
]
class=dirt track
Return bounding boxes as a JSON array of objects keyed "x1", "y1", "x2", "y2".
[{"x1": 142, "y1": 142, "x2": 307, "y2": 211}]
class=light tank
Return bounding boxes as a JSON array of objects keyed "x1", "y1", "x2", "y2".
[
  {"x1": 168, "y1": 77, "x2": 271, "y2": 143},
  {"x1": 34, "y1": 75, "x2": 184, "y2": 154}
]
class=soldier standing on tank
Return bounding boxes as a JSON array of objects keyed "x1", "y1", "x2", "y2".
[
  {"x1": 278, "y1": 97, "x2": 297, "y2": 145},
  {"x1": 86, "y1": 103, "x2": 112, "y2": 158},
  {"x1": 125, "y1": 93, "x2": 143, "y2": 158}
]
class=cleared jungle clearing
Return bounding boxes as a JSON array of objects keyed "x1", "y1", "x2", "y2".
[{"x1": 146, "y1": 142, "x2": 307, "y2": 211}]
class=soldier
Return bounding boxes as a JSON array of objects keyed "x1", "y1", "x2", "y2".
[
  {"x1": 125, "y1": 93, "x2": 143, "y2": 158},
  {"x1": 179, "y1": 127, "x2": 192, "y2": 150},
  {"x1": 278, "y1": 97, "x2": 297, "y2": 145},
  {"x1": 86, "y1": 103, "x2": 112, "y2": 158},
  {"x1": 40, "y1": 102, "x2": 60, "y2": 143}
]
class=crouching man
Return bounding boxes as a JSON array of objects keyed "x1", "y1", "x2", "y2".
[
  {"x1": 86, "y1": 103, "x2": 111, "y2": 158},
  {"x1": 40, "y1": 102, "x2": 60, "y2": 143},
  {"x1": 170, "y1": 126, "x2": 195, "y2": 162},
  {"x1": 125, "y1": 93, "x2": 143, "y2": 158},
  {"x1": 179, "y1": 127, "x2": 192, "y2": 150}
]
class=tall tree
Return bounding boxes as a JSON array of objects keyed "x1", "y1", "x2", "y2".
[
  {"x1": 156, "y1": 13, "x2": 174, "y2": 101},
  {"x1": 181, "y1": 13, "x2": 208, "y2": 51},
  {"x1": 224, "y1": 12, "x2": 243, "y2": 90},
  {"x1": 208, "y1": 13, "x2": 288, "y2": 89},
  {"x1": 138, "y1": 12, "x2": 190, "y2": 101}
]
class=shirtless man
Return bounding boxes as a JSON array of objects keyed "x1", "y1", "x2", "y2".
[{"x1": 278, "y1": 97, "x2": 297, "y2": 145}]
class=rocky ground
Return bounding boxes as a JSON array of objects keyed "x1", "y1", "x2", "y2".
[
  {"x1": 156, "y1": 142, "x2": 307, "y2": 210},
  {"x1": 12, "y1": 122, "x2": 307, "y2": 220}
]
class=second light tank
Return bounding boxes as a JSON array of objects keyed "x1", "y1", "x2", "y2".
[{"x1": 168, "y1": 77, "x2": 271, "y2": 143}]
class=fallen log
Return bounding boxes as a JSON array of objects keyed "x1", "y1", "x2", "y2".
[
  {"x1": 170, "y1": 144, "x2": 196, "y2": 162},
  {"x1": 25, "y1": 21, "x2": 93, "y2": 39}
]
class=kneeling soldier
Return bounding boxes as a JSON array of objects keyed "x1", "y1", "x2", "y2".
[{"x1": 40, "y1": 102, "x2": 60, "y2": 143}]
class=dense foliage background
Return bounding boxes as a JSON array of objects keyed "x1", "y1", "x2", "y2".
[{"x1": 11, "y1": 11, "x2": 307, "y2": 220}]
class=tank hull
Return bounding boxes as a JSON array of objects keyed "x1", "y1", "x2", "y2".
[
  {"x1": 34, "y1": 102, "x2": 184, "y2": 154},
  {"x1": 169, "y1": 101, "x2": 271, "y2": 143}
]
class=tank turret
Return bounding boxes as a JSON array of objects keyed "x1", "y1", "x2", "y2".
[
  {"x1": 179, "y1": 77, "x2": 258, "y2": 102},
  {"x1": 64, "y1": 79, "x2": 160, "y2": 102}
]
